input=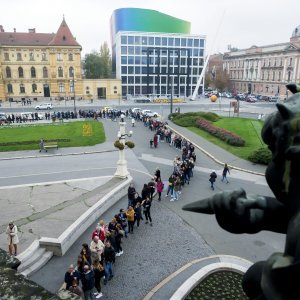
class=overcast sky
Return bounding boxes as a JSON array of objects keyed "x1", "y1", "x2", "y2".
[{"x1": 1, "y1": 0, "x2": 299, "y2": 56}]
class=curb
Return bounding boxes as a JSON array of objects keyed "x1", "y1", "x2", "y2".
[
  {"x1": 167, "y1": 124, "x2": 265, "y2": 176},
  {"x1": 144, "y1": 255, "x2": 252, "y2": 300},
  {"x1": 0, "y1": 148, "x2": 118, "y2": 161}
]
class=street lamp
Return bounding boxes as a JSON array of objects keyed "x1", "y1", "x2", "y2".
[
  {"x1": 114, "y1": 118, "x2": 133, "y2": 178},
  {"x1": 71, "y1": 69, "x2": 77, "y2": 116}
]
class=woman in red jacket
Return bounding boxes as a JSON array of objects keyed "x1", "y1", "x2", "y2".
[{"x1": 156, "y1": 177, "x2": 164, "y2": 201}]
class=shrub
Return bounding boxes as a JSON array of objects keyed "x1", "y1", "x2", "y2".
[
  {"x1": 171, "y1": 112, "x2": 220, "y2": 127},
  {"x1": 114, "y1": 140, "x2": 124, "y2": 150},
  {"x1": 196, "y1": 118, "x2": 245, "y2": 146},
  {"x1": 125, "y1": 141, "x2": 135, "y2": 149},
  {"x1": 248, "y1": 147, "x2": 271, "y2": 165}
]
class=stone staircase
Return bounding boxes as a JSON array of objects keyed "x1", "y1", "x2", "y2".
[{"x1": 17, "y1": 240, "x2": 53, "y2": 277}]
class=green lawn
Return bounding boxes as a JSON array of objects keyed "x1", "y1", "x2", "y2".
[
  {"x1": 0, "y1": 120, "x2": 105, "y2": 151},
  {"x1": 188, "y1": 117, "x2": 265, "y2": 160}
]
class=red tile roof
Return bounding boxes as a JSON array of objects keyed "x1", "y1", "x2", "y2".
[
  {"x1": 0, "y1": 19, "x2": 81, "y2": 47},
  {"x1": 48, "y1": 19, "x2": 81, "y2": 47}
]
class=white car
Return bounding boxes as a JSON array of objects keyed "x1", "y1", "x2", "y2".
[
  {"x1": 131, "y1": 107, "x2": 142, "y2": 113},
  {"x1": 35, "y1": 103, "x2": 52, "y2": 110},
  {"x1": 141, "y1": 109, "x2": 159, "y2": 117}
]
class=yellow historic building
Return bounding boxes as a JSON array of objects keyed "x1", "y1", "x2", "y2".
[{"x1": 0, "y1": 19, "x2": 121, "y2": 102}]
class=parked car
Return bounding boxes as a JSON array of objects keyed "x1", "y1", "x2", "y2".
[
  {"x1": 131, "y1": 107, "x2": 142, "y2": 113},
  {"x1": 35, "y1": 103, "x2": 52, "y2": 110},
  {"x1": 269, "y1": 96, "x2": 280, "y2": 102},
  {"x1": 245, "y1": 96, "x2": 256, "y2": 103},
  {"x1": 0, "y1": 112, "x2": 8, "y2": 124},
  {"x1": 141, "y1": 109, "x2": 159, "y2": 117}
]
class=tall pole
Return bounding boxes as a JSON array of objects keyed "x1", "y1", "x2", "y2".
[{"x1": 73, "y1": 70, "x2": 76, "y2": 116}]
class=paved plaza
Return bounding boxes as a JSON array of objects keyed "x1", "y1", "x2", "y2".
[{"x1": 0, "y1": 110, "x2": 285, "y2": 299}]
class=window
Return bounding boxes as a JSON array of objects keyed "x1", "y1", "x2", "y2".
[
  {"x1": 121, "y1": 46, "x2": 127, "y2": 55},
  {"x1": 58, "y1": 67, "x2": 63, "y2": 77},
  {"x1": 188, "y1": 39, "x2": 193, "y2": 47},
  {"x1": 69, "y1": 81, "x2": 74, "y2": 92},
  {"x1": 57, "y1": 53, "x2": 63, "y2": 61},
  {"x1": 43, "y1": 67, "x2": 48, "y2": 78},
  {"x1": 17, "y1": 53, "x2": 22, "y2": 61},
  {"x1": 135, "y1": 56, "x2": 140, "y2": 64},
  {"x1": 121, "y1": 56, "x2": 127, "y2": 64},
  {"x1": 4, "y1": 53, "x2": 9, "y2": 61},
  {"x1": 7, "y1": 84, "x2": 13, "y2": 93},
  {"x1": 121, "y1": 36, "x2": 127, "y2": 44},
  {"x1": 289, "y1": 58, "x2": 293, "y2": 66},
  {"x1": 162, "y1": 37, "x2": 167, "y2": 46},
  {"x1": 200, "y1": 39, "x2": 204, "y2": 47},
  {"x1": 29, "y1": 52, "x2": 34, "y2": 61},
  {"x1": 135, "y1": 67, "x2": 140, "y2": 74},
  {"x1": 135, "y1": 46, "x2": 141, "y2": 55},
  {"x1": 135, "y1": 77, "x2": 140, "y2": 84},
  {"x1": 272, "y1": 71, "x2": 275, "y2": 81},
  {"x1": 149, "y1": 37, "x2": 154, "y2": 45},
  {"x1": 175, "y1": 38, "x2": 180, "y2": 46},
  {"x1": 128, "y1": 76, "x2": 134, "y2": 84},
  {"x1": 128, "y1": 56, "x2": 134, "y2": 64},
  {"x1": 135, "y1": 36, "x2": 141, "y2": 44},
  {"x1": 168, "y1": 38, "x2": 174, "y2": 46},
  {"x1": 155, "y1": 37, "x2": 161, "y2": 45},
  {"x1": 58, "y1": 82, "x2": 65, "y2": 93},
  {"x1": 128, "y1": 46, "x2": 134, "y2": 55},
  {"x1": 122, "y1": 76, "x2": 127, "y2": 84},
  {"x1": 31, "y1": 67, "x2": 36, "y2": 78},
  {"x1": 69, "y1": 67, "x2": 74, "y2": 78},
  {"x1": 194, "y1": 39, "x2": 200, "y2": 47},
  {"x1": 18, "y1": 67, "x2": 24, "y2": 78},
  {"x1": 42, "y1": 52, "x2": 47, "y2": 61},
  {"x1": 20, "y1": 84, "x2": 25, "y2": 93},
  {"x1": 128, "y1": 66, "x2": 134, "y2": 74},
  {"x1": 32, "y1": 83, "x2": 37, "y2": 93},
  {"x1": 6, "y1": 67, "x2": 11, "y2": 78},
  {"x1": 181, "y1": 38, "x2": 187, "y2": 47},
  {"x1": 68, "y1": 53, "x2": 73, "y2": 61},
  {"x1": 128, "y1": 36, "x2": 134, "y2": 44},
  {"x1": 121, "y1": 66, "x2": 127, "y2": 74},
  {"x1": 59, "y1": 83, "x2": 64, "y2": 93},
  {"x1": 142, "y1": 36, "x2": 147, "y2": 45}
]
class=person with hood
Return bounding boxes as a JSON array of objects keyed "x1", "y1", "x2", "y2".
[
  {"x1": 209, "y1": 171, "x2": 217, "y2": 190},
  {"x1": 81, "y1": 265, "x2": 95, "y2": 300},
  {"x1": 127, "y1": 183, "x2": 136, "y2": 207}
]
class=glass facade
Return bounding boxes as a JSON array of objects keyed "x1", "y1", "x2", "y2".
[{"x1": 115, "y1": 32, "x2": 205, "y2": 97}]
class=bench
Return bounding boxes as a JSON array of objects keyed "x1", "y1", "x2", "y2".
[{"x1": 44, "y1": 142, "x2": 58, "y2": 152}]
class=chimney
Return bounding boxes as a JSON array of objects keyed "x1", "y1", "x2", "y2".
[
  {"x1": 13, "y1": 28, "x2": 16, "y2": 32},
  {"x1": 0, "y1": 25, "x2": 4, "y2": 32},
  {"x1": 28, "y1": 28, "x2": 36, "y2": 33}
]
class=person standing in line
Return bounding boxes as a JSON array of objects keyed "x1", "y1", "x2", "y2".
[
  {"x1": 68, "y1": 279, "x2": 84, "y2": 298},
  {"x1": 165, "y1": 174, "x2": 175, "y2": 198},
  {"x1": 171, "y1": 175, "x2": 181, "y2": 201},
  {"x1": 221, "y1": 163, "x2": 230, "y2": 183},
  {"x1": 156, "y1": 177, "x2": 164, "y2": 201},
  {"x1": 127, "y1": 183, "x2": 136, "y2": 207},
  {"x1": 209, "y1": 171, "x2": 217, "y2": 190},
  {"x1": 6, "y1": 222, "x2": 19, "y2": 256},
  {"x1": 81, "y1": 265, "x2": 95, "y2": 300},
  {"x1": 103, "y1": 240, "x2": 115, "y2": 285},
  {"x1": 64, "y1": 264, "x2": 80, "y2": 291},
  {"x1": 126, "y1": 206, "x2": 135, "y2": 234},
  {"x1": 92, "y1": 259, "x2": 104, "y2": 298},
  {"x1": 134, "y1": 202, "x2": 142, "y2": 227},
  {"x1": 142, "y1": 197, "x2": 152, "y2": 226}
]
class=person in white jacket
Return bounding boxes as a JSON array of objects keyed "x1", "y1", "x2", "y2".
[
  {"x1": 90, "y1": 236, "x2": 105, "y2": 261},
  {"x1": 6, "y1": 222, "x2": 19, "y2": 256}
]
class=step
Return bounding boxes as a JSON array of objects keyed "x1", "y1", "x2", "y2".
[
  {"x1": 21, "y1": 251, "x2": 53, "y2": 278},
  {"x1": 17, "y1": 240, "x2": 40, "y2": 262},
  {"x1": 18, "y1": 247, "x2": 46, "y2": 272}
]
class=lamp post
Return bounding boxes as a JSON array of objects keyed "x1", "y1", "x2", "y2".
[
  {"x1": 71, "y1": 69, "x2": 77, "y2": 116},
  {"x1": 170, "y1": 77, "x2": 173, "y2": 115},
  {"x1": 114, "y1": 117, "x2": 133, "y2": 178}
]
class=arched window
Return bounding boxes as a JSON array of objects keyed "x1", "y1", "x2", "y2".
[
  {"x1": 6, "y1": 66, "x2": 11, "y2": 78},
  {"x1": 17, "y1": 52, "x2": 22, "y2": 61},
  {"x1": 31, "y1": 67, "x2": 36, "y2": 78},
  {"x1": 20, "y1": 84, "x2": 25, "y2": 93},
  {"x1": 69, "y1": 67, "x2": 74, "y2": 78},
  {"x1": 59, "y1": 83, "x2": 64, "y2": 92},
  {"x1": 7, "y1": 84, "x2": 13, "y2": 94},
  {"x1": 70, "y1": 80, "x2": 74, "y2": 93},
  {"x1": 68, "y1": 53, "x2": 73, "y2": 61},
  {"x1": 43, "y1": 67, "x2": 48, "y2": 78},
  {"x1": 32, "y1": 83, "x2": 37, "y2": 93},
  {"x1": 18, "y1": 67, "x2": 24, "y2": 78},
  {"x1": 58, "y1": 67, "x2": 63, "y2": 78}
]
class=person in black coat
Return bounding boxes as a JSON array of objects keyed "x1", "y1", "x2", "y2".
[
  {"x1": 141, "y1": 184, "x2": 150, "y2": 200},
  {"x1": 64, "y1": 264, "x2": 80, "y2": 290},
  {"x1": 127, "y1": 183, "x2": 136, "y2": 207},
  {"x1": 209, "y1": 171, "x2": 217, "y2": 190},
  {"x1": 154, "y1": 167, "x2": 161, "y2": 181},
  {"x1": 103, "y1": 240, "x2": 116, "y2": 285},
  {"x1": 81, "y1": 265, "x2": 95, "y2": 299}
]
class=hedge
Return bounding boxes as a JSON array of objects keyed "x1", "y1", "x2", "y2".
[
  {"x1": 0, "y1": 139, "x2": 70, "y2": 147},
  {"x1": 195, "y1": 118, "x2": 245, "y2": 146},
  {"x1": 248, "y1": 147, "x2": 272, "y2": 165}
]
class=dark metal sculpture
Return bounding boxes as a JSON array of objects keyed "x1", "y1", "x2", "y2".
[{"x1": 183, "y1": 83, "x2": 300, "y2": 300}]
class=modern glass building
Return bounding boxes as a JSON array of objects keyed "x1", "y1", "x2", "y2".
[{"x1": 110, "y1": 8, "x2": 206, "y2": 97}]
